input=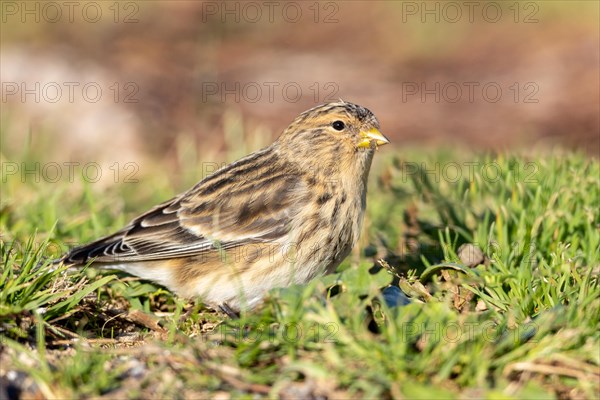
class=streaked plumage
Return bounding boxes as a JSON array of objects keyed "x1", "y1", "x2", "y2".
[{"x1": 59, "y1": 101, "x2": 389, "y2": 311}]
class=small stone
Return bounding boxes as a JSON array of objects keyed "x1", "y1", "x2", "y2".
[
  {"x1": 457, "y1": 244, "x2": 486, "y2": 268},
  {"x1": 382, "y1": 286, "x2": 412, "y2": 308}
]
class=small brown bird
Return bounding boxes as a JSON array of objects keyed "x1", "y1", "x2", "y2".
[{"x1": 59, "y1": 101, "x2": 389, "y2": 312}]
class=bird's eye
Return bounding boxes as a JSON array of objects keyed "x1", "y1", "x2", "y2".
[{"x1": 332, "y1": 120, "x2": 345, "y2": 131}]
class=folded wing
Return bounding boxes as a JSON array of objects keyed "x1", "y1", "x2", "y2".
[{"x1": 62, "y1": 159, "x2": 305, "y2": 265}]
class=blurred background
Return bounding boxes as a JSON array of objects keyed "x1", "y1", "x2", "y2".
[{"x1": 1, "y1": 1, "x2": 599, "y2": 181}]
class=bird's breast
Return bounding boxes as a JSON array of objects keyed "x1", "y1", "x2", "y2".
[{"x1": 289, "y1": 180, "x2": 367, "y2": 281}]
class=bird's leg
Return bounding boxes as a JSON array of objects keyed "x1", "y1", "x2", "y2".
[{"x1": 218, "y1": 303, "x2": 240, "y2": 319}]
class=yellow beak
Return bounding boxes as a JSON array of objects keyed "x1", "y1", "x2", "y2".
[{"x1": 357, "y1": 128, "x2": 390, "y2": 148}]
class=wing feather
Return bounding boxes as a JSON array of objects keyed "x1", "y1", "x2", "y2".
[{"x1": 63, "y1": 154, "x2": 306, "y2": 265}]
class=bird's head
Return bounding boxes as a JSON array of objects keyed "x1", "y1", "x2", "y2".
[{"x1": 279, "y1": 101, "x2": 390, "y2": 155}]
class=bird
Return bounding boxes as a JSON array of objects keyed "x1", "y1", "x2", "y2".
[{"x1": 58, "y1": 101, "x2": 390, "y2": 312}]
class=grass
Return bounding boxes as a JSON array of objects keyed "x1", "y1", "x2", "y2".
[{"x1": 1, "y1": 139, "x2": 599, "y2": 398}]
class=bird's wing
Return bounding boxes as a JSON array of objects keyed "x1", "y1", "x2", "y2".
[{"x1": 63, "y1": 165, "x2": 306, "y2": 265}]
